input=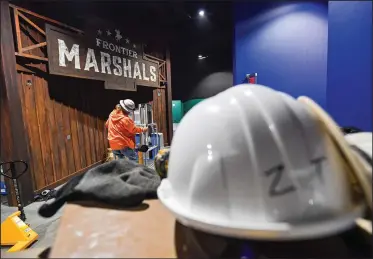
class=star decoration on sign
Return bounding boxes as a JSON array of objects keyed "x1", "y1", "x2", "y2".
[
  {"x1": 106, "y1": 30, "x2": 111, "y2": 36},
  {"x1": 114, "y1": 29, "x2": 122, "y2": 41},
  {"x1": 133, "y1": 44, "x2": 136, "y2": 48},
  {"x1": 125, "y1": 38, "x2": 130, "y2": 44},
  {"x1": 97, "y1": 29, "x2": 102, "y2": 36}
]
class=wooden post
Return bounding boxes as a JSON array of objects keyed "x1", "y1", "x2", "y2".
[
  {"x1": 165, "y1": 49, "x2": 173, "y2": 145},
  {"x1": 0, "y1": 1, "x2": 34, "y2": 206}
]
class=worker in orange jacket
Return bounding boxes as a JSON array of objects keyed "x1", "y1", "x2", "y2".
[{"x1": 105, "y1": 99, "x2": 147, "y2": 161}]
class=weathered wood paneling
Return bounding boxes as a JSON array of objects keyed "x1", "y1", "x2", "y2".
[
  {"x1": 165, "y1": 50, "x2": 173, "y2": 145},
  {"x1": 16, "y1": 65, "x2": 169, "y2": 192},
  {"x1": 1, "y1": 1, "x2": 34, "y2": 206},
  {"x1": 16, "y1": 71, "x2": 109, "y2": 191},
  {"x1": 15, "y1": 15, "x2": 111, "y2": 191},
  {"x1": 153, "y1": 89, "x2": 168, "y2": 145},
  {"x1": 69, "y1": 103, "x2": 82, "y2": 171},
  {"x1": 19, "y1": 73, "x2": 46, "y2": 190},
  {"x1": 7, "y1": 4, "x2": 172, "y2": 194}
]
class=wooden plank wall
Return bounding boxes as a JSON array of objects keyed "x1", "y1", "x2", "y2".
[
  {"x1": 17, "y1": 67, "x2": 110, "y2": 192},
  {"x1": 14, "y1": 16, "x2": 168, "y2": 193},
  {"x1": 1, "y1": 1, "x2": 34, "y2": 205},
  {"x1": 152, "y1": 89, "x2": 168, "y2": 145}
]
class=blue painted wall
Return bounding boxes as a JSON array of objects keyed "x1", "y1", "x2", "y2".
[
  {"x1": 234, "y1": 2, "x2": 329, "y2": 108},
  {"x1": 327, "y1": 1, "x2": 372, "y2": 131},
  {"x1": 234, "y1": 1, "x2": 372, "y2": 130}
]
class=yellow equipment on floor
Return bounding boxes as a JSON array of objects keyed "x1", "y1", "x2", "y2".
[
  {"x1": 0, "y1": 161, "x2": 39, "y2": 252},
  {"x1": 1, "y1": 211, "x2": 39, "y2": 252}
]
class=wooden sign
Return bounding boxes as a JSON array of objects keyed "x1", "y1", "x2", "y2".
[{"x1": 45, "y1": 24, "x2": 159, "y2": 91}]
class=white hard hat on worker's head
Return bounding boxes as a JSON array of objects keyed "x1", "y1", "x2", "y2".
[
  {"x1": 119, "y1": 99, "x2": 135, "y2": 113},
  {"x1": 158, "y1": 84, "x2": 366, "y2": 241}
]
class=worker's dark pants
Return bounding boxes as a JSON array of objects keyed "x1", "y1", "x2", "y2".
[{"x1": 112, "y1": 147, "x2": 137, "y2": 161}]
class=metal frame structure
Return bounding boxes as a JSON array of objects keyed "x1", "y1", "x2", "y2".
[{"x1": 136, "y1": 104, "x2": 160, "y2": 166}]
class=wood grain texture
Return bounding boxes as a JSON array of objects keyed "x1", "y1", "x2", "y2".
[
  {"x1": 6, "y1": 4, "x2": 173, "y2": 194},
  {"x1": 69, "y1": 106, "x2": 82, "y2": 171},
  {"x1": 15, "y1": 52, "x2": 48, "y2": 62},
  {"x1": 165, "y1": 49, "x2": 173, "y2": 145},
  {"x1": 18, "y1": 11, "x2": 46, "y2": 36},
  {"x1": 0, "y1": 1, "x2": 34, "y2": 206},
  {"x1": 97, "y1": 118, "x2": 104, "y2": 161},
  {"x1": 35, "y1": 161, "x2": 101, "y2": 193},
  {"x1": 17, "y1": 73, "x2": 36, "y2": 190},
  {"x1": 45, "y1": 77, "x2": 61, "y2": 183},
  {"x1": 19, "y1": 22, "x2": 45, "y2": 58},
  {"x1": 83, "y1": 115, "x2": 93, "y2": 166},
  {"x1": 21, "y1": 41, "x2": 46, "y2": 52},
  {"x1": 18, "y1": 72, "x2": 109, "y2": 191},
  {"x1": 76, "y1": 109, "x2": 87, "y2": 168},
  {"x1": 153, "y1": 88, "x2": 168, "y2": 145},
  {"x1": 61, "y1": 98, "x2": 75, "y2": 176},
  {"x1": 13, "y1": 9, "x2": 22, "y2": 53},
  {"x1": 34, "y1": 74, "x2": 55, "y2": 185},
  {"x1": 87, "y1": 91, "x2": 97, "y2": 163},
  {"x1": 19, "y1": 73, "x2": 46, "y2": 190}
]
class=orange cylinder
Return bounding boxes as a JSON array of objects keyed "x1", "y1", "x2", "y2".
[{"x1": 138, "y1": 152, "x2": 144, "y2": 165}]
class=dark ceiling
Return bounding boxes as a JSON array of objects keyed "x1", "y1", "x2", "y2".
[
  {"x1": 11, "y1": 1, "x2": 232, "y2": 45},
  {"x1": 11, "y1": 1, "x2": 233, "y2": 100}
]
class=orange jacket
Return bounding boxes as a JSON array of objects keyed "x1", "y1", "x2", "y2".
[{"x1": 105, "y1": 109, "x2": 144, "y2": 150}]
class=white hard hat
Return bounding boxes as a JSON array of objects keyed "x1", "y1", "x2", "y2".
[
  {"x1": 298, "y1": 97, "x2": 372, "y2": 235},
  {"x1": 345, "y1": 132, "x2": 372, "y2": 180},
  {"x1": 345, "y1": 132, "x2": 372, "y2": 159},
  {"x1": 158, "y1": 84, "x2": 365, "y2": 241},
  {"x1": 119, "y1": 99, "x2": 135, "y2": 113}
]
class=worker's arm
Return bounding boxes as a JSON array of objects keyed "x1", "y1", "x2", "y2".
[{"x1": 123, "y1": 118, "x2": 147, "y2": 135}]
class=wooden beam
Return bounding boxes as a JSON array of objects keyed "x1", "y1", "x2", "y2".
[
  {"x1": 0, "y1": 1, "x2": 34, "y2": 206},
  {"x1": 13, "y1": 8, "x2": 22, "y2": 53},
  {"x1": 21, "y1": 42, "x2": 47, "y2": 52},
  {"x1": 165, "y1": 49, "x2": 173, "y2": 145},
  {"x1": 15, "y1": 52, "x2": 48, "y2": 61},
  {"x1": 9, "y1": 4, "x2": 84, "y2": 34},
  {"x1": 143, "y1": 54, "x2": 164, "y2": 87},
  {"x1": 18, "y1": 11, "x2": 46, "y2": 36},
  {"x1": 144, "y1": 53, "x2": 165, "y2": 63},
  {"x1": 143, "y1": 55, "x2": 160, "y2": 65},
  {"x1": 16, "y1": 63, "x2": 36, "y2": 74},
  {"x1": 143, "y1": 54, "x2": 167, "y2": 87}
]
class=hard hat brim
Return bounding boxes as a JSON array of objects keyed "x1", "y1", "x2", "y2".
[
  {"x1": 158, "y1": 179, "x2": 364, "y2": 241},
  {"x1": 298, "y1": 96, "x2": 372, "y2": 210},
  {"x1": 298, "y1": 96, "x2": 372, "y2": 236}
]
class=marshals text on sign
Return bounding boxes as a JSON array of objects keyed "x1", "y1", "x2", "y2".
[{"x1": 45, "y1": 24, "x2": 159, "y2": 91}]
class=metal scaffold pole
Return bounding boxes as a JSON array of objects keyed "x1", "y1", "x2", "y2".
[{"x1": 136, "y1": 103, "x2": 159, "y2": 167}]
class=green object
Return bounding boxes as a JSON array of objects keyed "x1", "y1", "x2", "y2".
[
  {"x1": 183, "y1": 99, "x2": 204, "y2": 114},
  {"x1": 172, "y1": 100, "x2": 184, "y2": 123}
]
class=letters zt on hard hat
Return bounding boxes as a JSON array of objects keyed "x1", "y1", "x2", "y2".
[{"x1": 158, "y1": 84, "x2": 364, "y2": 241}]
